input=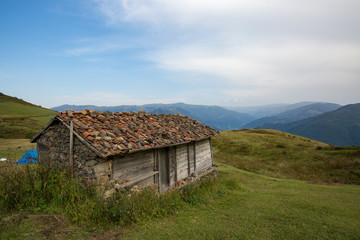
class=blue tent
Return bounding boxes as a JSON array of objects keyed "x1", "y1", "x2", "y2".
[{"x1": 17, "y1": 150, "x2": 38, "y2": 164}]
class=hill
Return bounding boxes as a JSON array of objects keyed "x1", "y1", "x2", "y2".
[
  {"x1": 51, "y1": 103, "x2": 255, "y2": 130},
  {"x1": 244, "y1": 102, "x2": 341, "y2": 129},
  {"x1": 277, "y1": 103, "x2": 360, "y2": 146},
  {"x1": 212, "y1": 129, "x2": 360, "y2": 184},
  {"x1": 0, "y1": 93, "x2": 56, "y2": 139},
  {"x1": 226, "y1": 101, "x2": 320, "y2": 118}
]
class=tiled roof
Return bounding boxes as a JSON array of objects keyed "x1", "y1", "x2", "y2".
[{"x1": 57, "y1": 110, "x2": 219, "y2": 157}]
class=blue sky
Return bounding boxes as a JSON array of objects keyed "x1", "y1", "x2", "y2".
[{"x1": 1, "y1": 0, "x2": 359, "y2": 108}]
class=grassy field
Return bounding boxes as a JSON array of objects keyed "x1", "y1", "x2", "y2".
[
  {"x1": 0, "y1": 139, "x2": 36, "y2": 160},
  {"x1": 1, "y1": 164, "x2": 360, "y2": 240},
  {"x1": 1, "y1": 130, "x2": 360, "y2": 239},
  {"x1": 0, "y1": 93, "x2": 56, "y2": 139},
  {"x1": 212, "y1": 129, "x2": 360, "y2": 184}
]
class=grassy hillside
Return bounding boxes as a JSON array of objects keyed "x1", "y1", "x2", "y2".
[
  {"x1": 1, "y1": 164, "x2": 360, "y2": 239},
  {"x1": 212, "y1": 129, "x2": 360, "y2": 184},
  {"x1": 0, "y1": 139, "x2": 36, "y2": 160},
  {"x1": 0, "y1": 93, "x2": 56, "y2": 138}
]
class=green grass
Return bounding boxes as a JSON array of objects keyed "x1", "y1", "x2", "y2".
[
  {"x1": 212, "y1": 129, "x2": 360, "y2": 184},
  {"x1": 121, "y1": 165, "x2": 360, "y2": 240},
  {"x1": 0, "y1": 95, "x2": 56, "y2": 139},
  {"x1": 1, "y1": 163, "x2": 360, "y2": 239},
  {"x1": 0, "y1": 139, "x2": 36, "y2": 160},
  {"x1": 1, "y1": 130, "x2": 360, "y2": 239}
]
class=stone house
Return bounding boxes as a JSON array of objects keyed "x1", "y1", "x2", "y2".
[{"x1": 31, "y1": 110, "x2": 219, "y2": 193}]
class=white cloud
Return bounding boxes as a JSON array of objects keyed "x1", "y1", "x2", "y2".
[{"x1": 86, "y1": 0, "x2": 360, "y2": 105}]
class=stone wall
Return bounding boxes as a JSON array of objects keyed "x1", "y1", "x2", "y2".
[{"x1": 36, "y1": 120, "x2": 112, "y2": 187}]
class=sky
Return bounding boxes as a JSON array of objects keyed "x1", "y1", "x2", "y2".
[{"x1": 1, "y1": 0, "x2": 360, "y2": 108}]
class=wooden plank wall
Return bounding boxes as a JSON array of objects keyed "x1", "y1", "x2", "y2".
[
  {"x1": 188, "y1": 142, "x2": 195, "y2": 175},
  {"x1": 111, "y1": 138, "x2": 213, "y2": 191},
  {"x1": 169, "y1": 147, "x2": 177, "y2": 188},
  {"x1": 113, "y1": 149, "x2": 155, "y2": 186},
  {"x1": 195, "y1": 139, "x2": 212, "y2": 172},
  {"x1": 176, "y1": 144, "x2": 189, "y2": 180}
]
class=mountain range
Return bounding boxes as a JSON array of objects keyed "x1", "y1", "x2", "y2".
[
  {"x1": 243, "y1": 103, "x2": 341, "y2": 129},
  {"x1": 51, "y1": 103, "x2": 255, "y2": 131},
  {"x1": 277, "y1": 104, "x2": 360, "y2": 146},
  {"x1": 1, "y1": 91, "x2": 358, "y2": 146},
  {"x1": 52, "y1": 101, "x2": 360, "y2": 146}
]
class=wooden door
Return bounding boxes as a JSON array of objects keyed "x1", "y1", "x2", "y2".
[{"x1": 158, "y1": 148, "x2": 169, "y2": 193}]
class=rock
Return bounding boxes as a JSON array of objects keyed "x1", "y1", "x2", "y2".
[
  {"x1": 97, "y1": 115, "x2": 106, "y2": 122},
  {"x1": 81, "y1": 109, "x2": 88, "y2": 115},
  {"x1": 103, "y1": 141, "x2": 111, "y2": 148},
  {"x1": 102, "y1": 136, "x2": 112, "y2": 141},
  {"x1": 113, "y1": 128, "x2": 121, "y2": 136},
  {"x1": 128, "y1": 123, "x2": 136, "y2": 130},
  {"x1": 66, "y1": 110, "x2": 73, "y2": 117},
  {"x1": 86, "y1": 160, "x2": 97, "y2": 167},
  {"x1": 103, "y1": 111, "x2": 113, "y2": 117},
  {"x1": 80, "y1": 125, "x2": 89, "y2": 130},
  {"x1": 93, "y1": 123, "x2": 100, "y2": 130},
  {"x1": 93, "y1": 162, "x2": 109, "y2": 174},
  {"x1": 90, "y1": 131, "x2": 99, "y2": 137},
  {"x1": 73, "y1": 119, "x2": 80, "y2": 125},
  {"x1": 138, "y1": 110, "x2": 145, "y2": 118},
  {"x1": 104, "y1": 189, "x2": 116, "y2": 199},
  {"x1": 128, "y1": 143, "x2": 133, "y2": 150},
  {"x1": 90, "y1": 111, "x2": 98, "y2": 118},
  {"x1": 138, "y1": 140, "x2": 145, "y2": 146},
  {"x1": 146, "y1": 136, "x2": 154, "y2": 143},
  {"x1": 107, "y1": 132, "x2": 116, "y2": 138},
  {"x1": 99, "y1": 131, "x2": 107, "y2": 137}
]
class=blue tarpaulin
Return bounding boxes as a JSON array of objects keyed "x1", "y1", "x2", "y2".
[{"x1": 17, "y1": 150, "x2": 38, "y2": 164}]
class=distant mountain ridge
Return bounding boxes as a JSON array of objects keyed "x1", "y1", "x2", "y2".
[
  {"x1": 244, "y1": 103, "x2": 341, "y2": 129},
  {"x1": 52, "y1": 101, "x2": 360, "y2": 146},
  {"x1": 226, "y1": 102, "x2": 319, "y2": 118},
  {"x1": 51, "y1": 103, "x2": 255, "y2": 131},
  {"x1": 279, "y1": 103, "x2": 360, "y2": 146}
]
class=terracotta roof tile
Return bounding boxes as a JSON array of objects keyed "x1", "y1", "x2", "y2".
[{"x1": 57, "y1": 110, "x2": 219, "y2": 157}]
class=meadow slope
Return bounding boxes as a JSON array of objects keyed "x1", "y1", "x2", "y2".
[
  {"x1": 0, "y1": 93, "x2": 56, "y2": 139},
  {"x1": 213, "y1": 129, "x2": 360, "y2": 184}
]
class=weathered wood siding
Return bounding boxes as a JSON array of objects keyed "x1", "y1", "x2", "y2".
[
  {"x1": 176, "y1": 144, "x2": 189, "y2": 180},
  {"x1": 188, "y1": 142, "x2": 195, "y2": 174},
  {"x1": 113, "y1": 149, "x2": 155, "y2": 187},
  {"x1": 158, "y1": 148, "x2": 169, "y2": 193},
  {"x1": 195, "y1": 138, "x2": 212, "y2": 172},
  {"x1": 169, "y1": 147, "x2": 177, "y2": 188}
]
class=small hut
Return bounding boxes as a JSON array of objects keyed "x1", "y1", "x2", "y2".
[{"x1": 31, "y1": 110, "x2": 219, "y2": 193}]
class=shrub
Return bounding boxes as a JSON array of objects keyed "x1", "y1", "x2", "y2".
[{"x1": 0, "y1": 164, "x2": 220, "y2": 226}]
